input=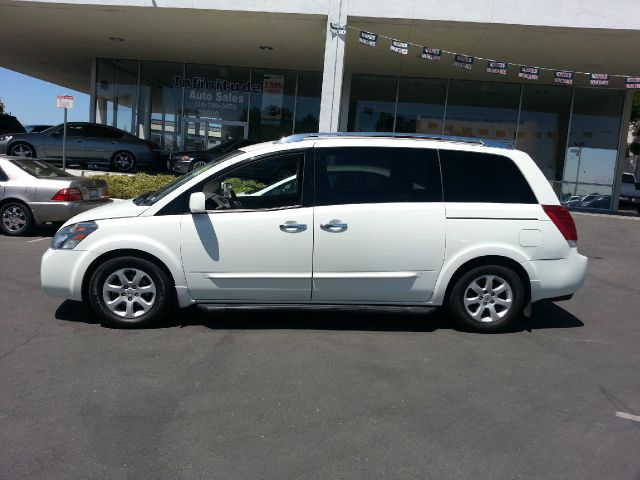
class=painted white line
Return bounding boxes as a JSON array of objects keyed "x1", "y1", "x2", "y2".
[
  {"x1": 27, "y1": 237, "x2": 50, "y2": 243},
  {"x1": 615, "y1": 411, "x2": 640, "y2": 422}
]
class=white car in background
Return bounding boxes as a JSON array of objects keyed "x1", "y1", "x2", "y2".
[{"x1": 41, "y1": 133, "x2": 587, "y2": 332}]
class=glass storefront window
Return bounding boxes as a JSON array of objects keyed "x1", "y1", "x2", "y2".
[
  {"x1": 347, "y1": 75, "x2": 397, "y2": 132},
  {"x1": 395, "y1": 78, "x2": 447, "y2": 134},
  {"x1": 294, "y1": 72, "x2": 322, "y2": 134},
  {"x1": 517, "y1": 85, "x2": 572, "y2": 181},
  {"x1": 137, "y1": 61, "x2": 184, "y2": 151},
  {"x1": 249, "y1": 69, "x2": 297, "y2": 141},
  {"x1": 444, "y1": 80, "x2": 521, "y2": 144},
  {"x1": 564, "y1": 88, "x2": 625, "y2": 185},
  {"x1": 96, "y1": 59, "x2": 138, "y2": 134},
  {"x1": 560, "y1": 183, "x2": 613, "y2": 210}
]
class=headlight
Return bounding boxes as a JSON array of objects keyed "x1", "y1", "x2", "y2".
[
  {"x1": 0, "y1": 135, "x2": 13, "y2": 142},
  {"x1": 51, "y1": 222, "x2": 98, "y2": 250}
]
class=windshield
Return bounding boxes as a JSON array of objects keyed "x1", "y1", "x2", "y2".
[
  {"x1": 135, "y1": 150, "x2": 244, "y2": 206},
  {"x1": 9, "y1": 159, "x2": 73, "y2": 178}
]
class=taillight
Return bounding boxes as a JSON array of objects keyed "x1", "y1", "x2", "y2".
[
  {"x1": 542, "y1": 204, "x2": 577, "y2": 245},
  {"x1": 51, "y1": 188, "x2": 83, "y2": 201}
]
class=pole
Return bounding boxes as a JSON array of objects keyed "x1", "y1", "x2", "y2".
[{"x1": 62, "y1": 107, "x2": 67, "y2": 171}]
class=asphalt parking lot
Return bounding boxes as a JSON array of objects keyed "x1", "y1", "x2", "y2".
[{"x1": 0, "y1": 213, "x2": 639, "y2": 479}]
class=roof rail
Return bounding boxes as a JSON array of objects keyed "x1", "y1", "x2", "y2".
[{"x1": 276, "y1": 132, "x2": 512, "y2": 149}]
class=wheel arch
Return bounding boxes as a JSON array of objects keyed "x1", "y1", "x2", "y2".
[
  {"x1": 441, "y1": 255, "x2": 531, "y2": 306},
  {"x1": 81, "y1": 248, "x2": 176, "y2": 303},
  {"x1": 7, "y1": 141, "x2": 37, "y2": 157}
]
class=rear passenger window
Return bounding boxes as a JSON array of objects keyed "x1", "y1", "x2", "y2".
[
  {"x1": 315, "y1": 147, "x2": 442, "y2": 206},
  {"x1": 439, "y1": 150, "x2": 537, "y2": 203}
]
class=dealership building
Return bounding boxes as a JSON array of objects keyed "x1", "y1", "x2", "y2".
[{"x1": 1, "y1": 0, "x2": 639, "y2": 210}]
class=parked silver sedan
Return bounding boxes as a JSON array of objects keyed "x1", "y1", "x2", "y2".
[
  {"x1": 0, "y1": 122, "x2": 157, "y2": 172},
  {"x1": 0, "y1": 156, "x2": 110, "y2": 236}
]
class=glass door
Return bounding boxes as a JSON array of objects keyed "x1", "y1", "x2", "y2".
[{"x1": 183, "y1": 118, "x2": 247, "y2": 151}]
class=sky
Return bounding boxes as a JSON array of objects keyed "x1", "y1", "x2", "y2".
[{"x1": 0, "y1": 67, "x2": 89, "y2": 126}]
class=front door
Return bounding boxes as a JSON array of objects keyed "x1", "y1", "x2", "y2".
[
  {"x1": 183, "y1": 118, "x2": 247, "y2": 152},
  {"x1": 42, "y1": 123, "x2": 87, "y2": 161},
  {"x1": 311, "y1": 145, "x2": 446, "y2": 303},
  {"x1": 180, "y1": 151, "x2": 312, "y2": 301}
]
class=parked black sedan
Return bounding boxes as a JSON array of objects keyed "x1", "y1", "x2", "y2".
[
  {"x1": 167, "y1": 139, "x2": 258, "y2": 174},
  {"x1": 0, "y1": 122, "x2": 157, "y2": 172}
]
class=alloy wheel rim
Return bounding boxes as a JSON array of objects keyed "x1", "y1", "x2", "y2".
[
  {"x1": 2, "y1": 206, "x2": 27, "y2": 232},
  {"x1": 11, "y1": 145, "x2": 32, "y2": 157},
  {"x1": 102, "y1": 268, "x2": 156, "y2": 320},
  {"x1": 463, "y1": 274, "x2": 513, "y2": 323},
  {"x1": 114, "y1": 153, "x2": 133, "y2": 171},
  {"x1": 192, "y1": 160, "x2": 206, "y2": 170}
]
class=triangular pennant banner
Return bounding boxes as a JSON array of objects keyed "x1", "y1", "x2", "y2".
[
  {"x1": 590, "y1": 74, "x2": 609, "y2": 86},
  {"x1": 519, "y1": 66, "x2": 540, "y2": 80},
  {"x1": 390, "y1": 39, "x2": 409, "y2": 55},
  {"x1": 627, "y1": 77, "x2": 640, "y2": 89},
  {"x1": 487, "y1": 61, "x2": 507, "y2": 75},
  {"x1": 421, "y1": 47, "x2": 441, "y2": 61},
  {"x1": 554, "y1": 71, "x2": 574, "y2": 85},
  {"x1": 453, "y1": 54, "x2": 474, "y2": 69},
  {"x1": 358, "y1": 31, "x2": 377, "y2": 47}
]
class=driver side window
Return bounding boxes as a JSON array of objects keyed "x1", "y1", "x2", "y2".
[{"x1": 200, "y1": 153, "x2": 303, "y2": 211}]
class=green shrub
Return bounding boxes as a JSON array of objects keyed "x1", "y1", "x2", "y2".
[
  {"x1": 225, "y1": 177, "x2": 265, "y2": 194},
  {"x1": 91, "y1": 173, "x2": 175, "y2": 199}
]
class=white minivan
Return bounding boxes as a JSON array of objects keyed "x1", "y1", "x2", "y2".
[{"x1": 41, "y1": 133, "x2": 587, "y2": 332}]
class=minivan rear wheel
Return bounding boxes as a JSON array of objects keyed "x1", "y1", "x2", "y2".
[
  {"x1": 88, "y1": 256, "x2": 173, "y2": 328},
  {"x1": 448, "y1": 265, "x2": 525, "y2": 332}
]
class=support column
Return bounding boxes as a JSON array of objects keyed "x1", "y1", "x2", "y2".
[
  {"x1": 318, "y1": 0, "x2": 348, "y2": 132},
  {"x1": 89, "y1": 58, "x2": 97, "y2": 123}
]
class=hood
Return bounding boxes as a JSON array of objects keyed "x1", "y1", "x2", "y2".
[{"x1": 63, "y1": 199, "x2": 150, "y2": 226}]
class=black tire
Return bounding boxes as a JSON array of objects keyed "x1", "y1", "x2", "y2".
[
  {"x1": 447, "y1": 264, "x2": 525, "y2": 332},
  {"x1": 8, "y1": 142, "x2": 36, "y2": 158},
  {"x1": 88, "y1": 256, "x2": 173, "y2": 328},
  {"x1": 0, "y1": 201, "x2": 33, "y2": 236},
  {"x1": 111, "y1": 151, "x2": 136, "y2": 172},
  {"x1": 189, "y1": 159, "x2": 208, "y2": 171}
]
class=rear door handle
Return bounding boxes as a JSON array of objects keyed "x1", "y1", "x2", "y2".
[
  {"x1": 279, "y1": 221, "x2": 307, "y2": 232},
  {"x1": 320, "y1": 221, "x2": 348, "y2": 232}
]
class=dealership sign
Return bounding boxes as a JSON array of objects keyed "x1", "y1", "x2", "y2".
[
  {"x1": 486, "y1": 61, "x2": 507, "y2": 75},
  {"x1": 421, "y1": 47, "x2": 441, "y2": 61},
  {"x1": 172, "y1": 75, "x2": 262, "y2": 120},
  {"x1": 56, "y1": 95, "x2": 74, "y2": 109},
  {"x1": 519, "y1": 66, "x2": 540, "y2": 80},
  {"x1": 453, "y1": 54, "x2": 474, "y2": 69}
]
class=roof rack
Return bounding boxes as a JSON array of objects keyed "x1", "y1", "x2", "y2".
[{"x1": 276, "y1": 132, "x2": 512, "y2": 149}]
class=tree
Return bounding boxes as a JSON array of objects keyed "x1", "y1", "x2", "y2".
[{"x1": 0, "y1": 97, "x2": 5, "y2": 114}]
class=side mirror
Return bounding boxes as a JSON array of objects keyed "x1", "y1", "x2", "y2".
[{"x1": 189, "y1": 192, "x2": 206, "y2": 214}]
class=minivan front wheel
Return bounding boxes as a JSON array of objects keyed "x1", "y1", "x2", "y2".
[
  {"x1": 88, "y1": 256, "x2": 173, "y2": 328},
  {"x1": 448, "y1": 265, "x2": 525, "y2": 332}
]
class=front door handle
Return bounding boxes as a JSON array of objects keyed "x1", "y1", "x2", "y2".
[
  {"x1": 279, "y1": 221, "x2": 307, "y2": 232},
  {"x1": 320, "y1": 220, "x2": 348, "y2": 232}
]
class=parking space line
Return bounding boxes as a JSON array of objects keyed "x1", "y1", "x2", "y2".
[
  {"x1": 27, "y1": 237, "x2": 50, "y2": 243},
  {"x1": 615, "y1": 411, "x2": 640, "y2": 422}
]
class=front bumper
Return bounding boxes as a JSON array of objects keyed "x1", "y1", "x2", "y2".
[
  {"x1": 41, "y1": 248, "x2": 99, "y2": 301},
  {"x1": 30, "y1": 199, "x2": 111, "y2": 225},
  {"x1": 528, "y1": 248, "x2": 588, "y2": 303}
]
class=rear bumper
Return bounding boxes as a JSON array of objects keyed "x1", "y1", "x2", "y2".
[
  {"x1": 527, "y1": 248, "x2": 588, "y2": 303},
  {"x1": 30, "y1": 199, "x2": 111, "y2": 224},
  {"x1": 168, "y1": 159, "x2": 191, "y2": 174},
  {"x1": 41, "y1": 248, "x2": 98, "y2": 301}
]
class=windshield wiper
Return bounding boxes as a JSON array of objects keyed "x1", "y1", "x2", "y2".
[{"x1": 133, "y1": 191, "x2": 154, "y2": 206}]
